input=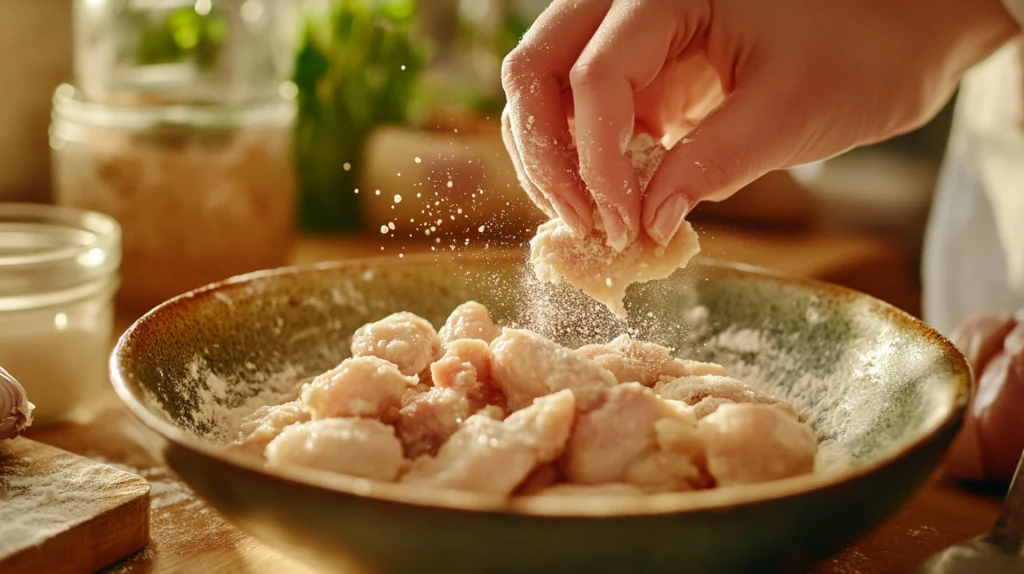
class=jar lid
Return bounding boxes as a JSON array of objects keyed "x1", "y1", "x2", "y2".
[
  {"x1": 52, "y1": 83, "x2": 296, "y2": 131},
  {"x1": 0, "y1": 204, "x2": 121, "y2": 312}
]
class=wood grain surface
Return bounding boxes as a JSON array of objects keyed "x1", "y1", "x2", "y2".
[{"x1": 0, "y1": 438, "x2": 150, "y2": 574}]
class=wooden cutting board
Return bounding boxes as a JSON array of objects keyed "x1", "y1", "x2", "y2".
[{"x1": 0, "y1": 437, "x2": 151, "y2": 574}]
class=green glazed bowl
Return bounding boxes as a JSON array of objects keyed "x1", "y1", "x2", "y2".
[{"x1": 111, "y1": 250, "x2": 970, "y2": 574}]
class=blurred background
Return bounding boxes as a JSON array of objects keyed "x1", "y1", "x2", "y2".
[{"x1": 4, "y1": 0, "x2": 953, "y2": 317}]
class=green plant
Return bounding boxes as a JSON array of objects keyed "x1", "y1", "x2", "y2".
[
  {"x1": 455, "y1": 5, "x2": 530, "y2": 116},
  {"x1": 135, "y1": 6, "x2": 227, "y2": 69},
  {"x1": 293, "y1": 0, "x2": 426, "y2": 231}
]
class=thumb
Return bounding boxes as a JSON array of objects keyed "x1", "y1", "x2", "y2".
[{"x1": 641, "y1": 81, "x2": 805, "y2": 246}]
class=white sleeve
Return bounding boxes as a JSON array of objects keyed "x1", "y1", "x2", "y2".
[{"x1": 1004, "y1": 0, "x2": 1024, "y2": 27}]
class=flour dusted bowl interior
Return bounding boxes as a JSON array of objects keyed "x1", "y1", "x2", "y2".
[{"x1": 111, "y1": 250, "x2": 969, "y2": 574}]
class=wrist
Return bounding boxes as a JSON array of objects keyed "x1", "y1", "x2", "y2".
[
  {"x1": 999, "y1": 0, "x2": 1024, "y2": 28},
  {"x1": 941, "y1": 0, "x2": 1019, "y2": 68},
  {"x1": 893, "y1": 0, "x2": 1019, "y2": 75}
]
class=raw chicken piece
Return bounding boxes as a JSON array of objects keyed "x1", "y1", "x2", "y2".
[
  {"x1": 625, "y1": 417, "x2": 709, "y2": 491},
  {"x1": 396, "y1": 386, "x2": 478, "y2": 458},
  {"x1": 398, "y1": 329, "x2": 547, "y2": 457},
  {"x1": 699, "y1": 403, "x2": 817, "y2": 486},
  {"x1": 438, "y1": 301, "x2": 502, "y2": 347},
  {"x1": 688, "y1": 396, "x2": 737, "y2": 419},
  {"x1": 530, "y1": 483, "x2": 646, "y2": 497},
  {"x1": 564, "y1": 383, "x2": 706, "y2": 491},
  {"x1": 351, "y1": 312, "x2": 442, "y2": 376},
  {"x1": 265, "y1": 418, "x2": 406, "y2": 482},
  {"x1": 431, "y1": 339, "x2": 490, "y2": 389},
  {"x1": 516, "y1": 463, "x2": 562, "y2": 495},
  {"x1": 232, "y1": 400, "x2": 311, "y2": 456},
  {"x1": 401, "y1": 390, "x2": 576, "y2": 495},
  {"x1": 576, "y1": 334, "x2": 726, "y2": 386},
  {"x1": 529, "y1": 217, "x2": 701, "y2": 318},
  {"x1": 490, "y1": 328, "x2": 617, "y2": 411},
  {"x1": 430, "y1": 339, "x2": 505, "y2": 412},
  {"x1": 654, "y1": 375, "x2": 798, "y2": 418},
  {"x1": 301, "y1": 356, "x2": 417, "y2": 421}
]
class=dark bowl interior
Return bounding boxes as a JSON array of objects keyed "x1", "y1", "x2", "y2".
[{"x1": 111, "y1": 250, "x2": 970, "y2": 573}]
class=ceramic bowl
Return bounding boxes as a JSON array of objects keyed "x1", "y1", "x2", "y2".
[{"x1": 111, "y1": 251, "x2": 970, "y2": 574}]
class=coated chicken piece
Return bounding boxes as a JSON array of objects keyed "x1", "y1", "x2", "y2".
[
  {"x1": 301, "y1": 356, "x2": 417, "y2": 421},
  {"x1": 351, "y1": 312, "x2": 442, "y2": 376},
  {"x1": 430, "y1": 338, "x2": 505, "y2": 406},
  {"x1": 516, "y1": 463, "x2": 562, "y2": 495},
  {"x1": 232, "y1": 400, "x2": 310, "y2": 455},
  {"x1": 625, "y1": 417, "x2": 709, "y2": 491},
  {"x1": 576, "y1": 334, "x2": 726, "y2": 387},
  {"x1": 438, "y1": 301, "x2": 502, "y2": 347},
  {"x1": 490, "y1": 328, "x2": 617, "y2": 411},
  {"x1": 431, "y1": 339, "x2": 494, "y2": 393},
  {"x1": 654, "y1": 375, "x2": 798, "y2": 418},
  {"x1": 401, "y1": 389, "x2": 576, "y2": 495},
  {"x1": 529, "y1": 217, "x2": 701, "y2": 318},
  {"x1": 699, "y1": 403, "x2": 817, "y2": 486},
  {"x1": 396, "y1": 386, "x2": 478, "y2": 459},
  {"x1": 564, "y1": 383, "x2": 706, "y2": 491},
  {"x1": 265, "y1": 418, "x2": 406, "y2": 482},
  {"x1": 688, "y1": 396, "x2": 737, "y2": 419}
]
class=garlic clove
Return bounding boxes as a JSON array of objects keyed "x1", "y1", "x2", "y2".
[{"x1": 0, "y1": 366, "x2": 34, "y2": 440}]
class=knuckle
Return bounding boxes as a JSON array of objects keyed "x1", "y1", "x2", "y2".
[
  {"x1": 693, "y1": 150, "x2": 744, "y2": 196},
  {"x1": 501, "y1": 48, "x2": 535, "y2": 94},
  {"x1": 568, "y1": 57, "x2": 612, "y2": 92}
]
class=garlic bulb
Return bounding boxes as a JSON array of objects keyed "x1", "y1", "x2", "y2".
[{"x1": 0, "y1": 366, "x2": 33, "y2": 440}]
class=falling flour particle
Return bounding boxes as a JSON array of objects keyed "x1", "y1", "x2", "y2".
[
  {"x1": 380, "y1": 225, "x2": 389, "y2": 234},
  {"x1": 343, "y1": 163, "x2": 351, "y2": 171}
]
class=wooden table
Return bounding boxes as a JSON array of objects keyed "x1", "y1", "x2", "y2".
[{"x1": 22, "y1": 229, "x2": 994, "y2": 574}]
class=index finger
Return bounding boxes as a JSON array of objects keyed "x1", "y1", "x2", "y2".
[
  {"x1": 570, "y1": 1, "x2": 701, "y2": 250},
  {"x1": 501, "y1": 0, "x2": 612, "y2": 236}
]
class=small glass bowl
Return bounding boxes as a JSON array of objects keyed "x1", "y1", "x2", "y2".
[{"x1": 0, "y1": 203, "x2": 121, "y2": 424}]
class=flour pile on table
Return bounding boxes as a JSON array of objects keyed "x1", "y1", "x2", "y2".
[{"x1": 230, "y1": 302, "x2": 817, "y2": 496}]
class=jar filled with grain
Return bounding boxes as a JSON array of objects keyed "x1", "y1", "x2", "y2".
[{"x1": 50, "y1": 84, "x2": 296, "y2": 312}]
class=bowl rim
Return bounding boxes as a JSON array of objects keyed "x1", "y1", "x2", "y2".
[{"x1": 110, "y1": 251, "x2": 971, "y2": 518}]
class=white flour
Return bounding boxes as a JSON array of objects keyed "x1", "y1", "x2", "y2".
[
  {"x1": 704, "y1": 304, "x2": 954, "y2": 475},
  {"x1": 141, "y1": 355, "x2": 309, "y2": 444},
  {"x1": 0, "y1": 454, "x2": 145, "y2": 555}
]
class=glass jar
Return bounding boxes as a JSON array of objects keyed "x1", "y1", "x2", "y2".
[
  {"x1": 50, "y1": 83, "x2": 297, "y2": 313},
  {"x1": 73, "y1": 0, "x2": 301, "y2": 105},
  {"x1": 0, "y1": 203, "x2": 121, "y2": 424}
]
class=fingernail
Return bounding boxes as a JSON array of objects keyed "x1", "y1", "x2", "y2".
[
  {"x1": 550, "y1": 196, "x2": 584, "y2": 235},
  {"x1": 649, "y1": 195, "x2": 689, "y2": 247},
  {"x1": 598, "y1": 205, "x2": 628, "y2": 252}
]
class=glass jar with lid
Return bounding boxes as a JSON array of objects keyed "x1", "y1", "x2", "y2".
[
  {"x1": 0, "y1": 203, "x2": 121, "y2": 424},
  {"x1": 73, "y1": 0, "x2": 301, "y2": 105},
  {"x1": 50, "y1": 83, "x2": 297, "y2": 313}
]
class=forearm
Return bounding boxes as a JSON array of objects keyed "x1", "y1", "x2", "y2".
[{"x1": 1002, "y1": 0, "x2": 1024, "y2": 27}]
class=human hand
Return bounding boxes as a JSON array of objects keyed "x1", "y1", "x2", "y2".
[
  {"x1": 945, "y1": 311, "x2": 1024, "y2": 482},
  {"x1": 500, "y1": 0, "x2": 1018, "y2": 249}
]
